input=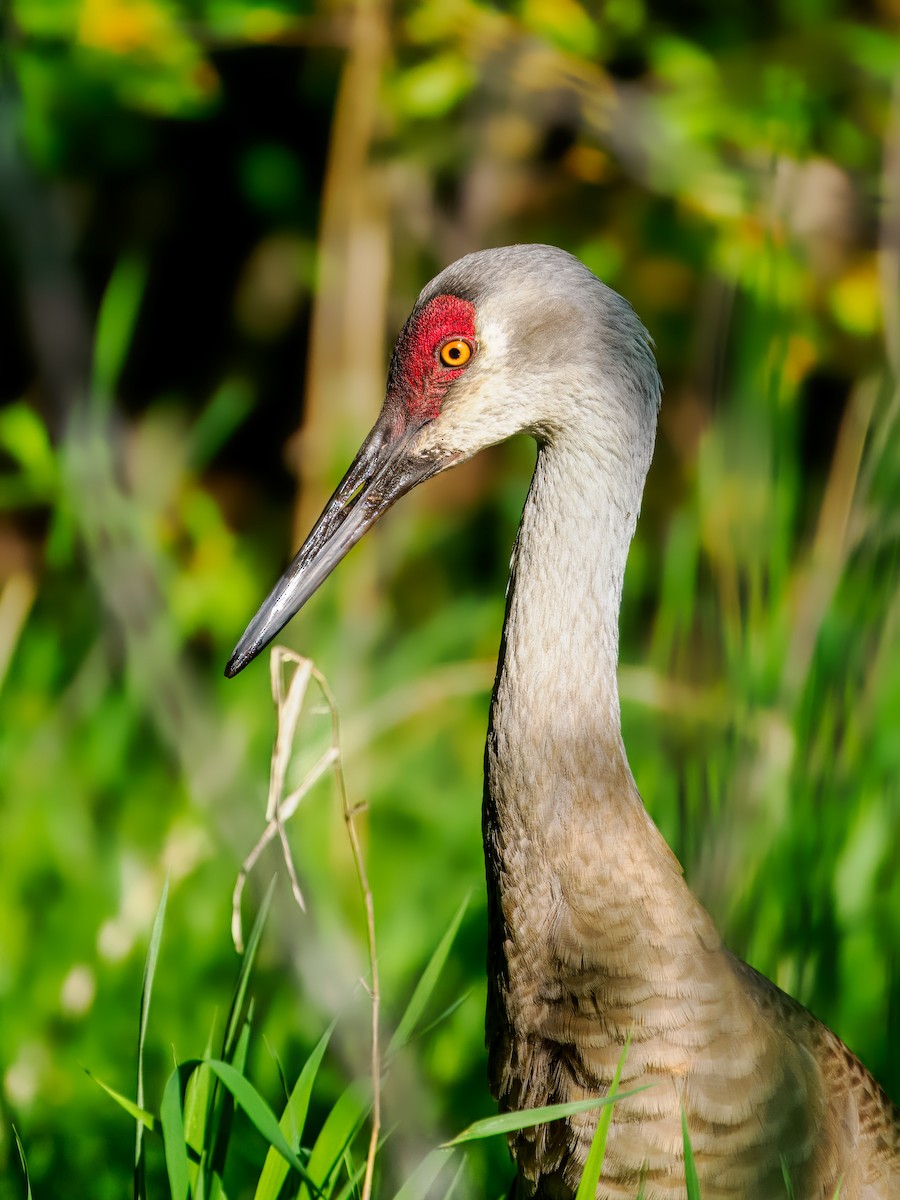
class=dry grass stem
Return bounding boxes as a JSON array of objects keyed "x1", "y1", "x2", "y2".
[
  {"x1": 312, "y1": 658, "x2": 382, "y2": 1200},
  {"x1": 232, "y1": 646, "x2": 382, "y2": 1200}
]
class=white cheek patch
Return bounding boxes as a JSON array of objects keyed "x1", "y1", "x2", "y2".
[{"x1": 476, "y1": 308, "x2": 510, "y2": 365}]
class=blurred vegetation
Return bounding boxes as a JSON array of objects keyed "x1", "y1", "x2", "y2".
[{"x1": 1, "y1": 0, "x2": 899, "y2": 1195}]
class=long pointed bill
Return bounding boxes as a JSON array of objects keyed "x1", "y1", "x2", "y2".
[{"x1": 225, "y1": 412, "x2": 442, "y2": 677}]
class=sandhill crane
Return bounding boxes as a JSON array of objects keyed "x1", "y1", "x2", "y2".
[{"x1": 227, "y1": 245, "x2": 900, "y2": 1198}]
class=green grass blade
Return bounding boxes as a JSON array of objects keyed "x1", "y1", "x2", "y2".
[
  {"x1": 575, "y1": 1034, "x2": 631, "y2": 1200},
  {"x1": 298, "y1": 1082, "x2": 370, "y2": 1200},
  {"x1": 207, "y1": 1007, "x2": 255, "y2": 1200},
  {"x1": 222, "y1": 879, "x2": 274, "y2": 1063},
  {"x1": 135, "y1": 876, "x2": 168, "y2": 1200},
  {"x1": 12, "y1": 1126, "x2": 32, "y2": 1200},
  {"x1": 331, "y1": 1161, "x2": 368, "y2": 1200},
  {"x1": 205, "y1": 1058, "x2": 321, "y2": 1191},
  {"x1": 331, "y1": 1127, "x2": 393, "y2": 1200},
  {"x1": 681, "y1": 1104, "x2": 701, "y2": 1200},
  {"x1": 445, "y1": 1087, "x2": 650, "y2": 1145},
  {"x1": 339, "y1": 1148, "x2": 361, "y2": 1200},
  {"x1": 780, "y1": 1156, "x2": 796, "y2": 1199},
  {"x1": 232, "y1": 1004, "x2": 253, "y2": 1073},
  {"x1": 92, "y1": 255, "x2": 148, "y2": 405},
  {"x1": 185, "y1": 1015, "x2": 218, "y2": 1192},
  {"x1": 254, "y1": 1022, "x2": 336, "y2": 1200},
  {"x1": 84, "y1": 1068, "x2": 156, "y2": 1130},
  {"x1": 831, "y1": 1181, "x2": 844, "y2": 1200},
  {"x1": 388, "y1": 894, "x2": 469, "y2": 1057},
  {"x1": 204, "y1": 881, "x2": 268, "y2": 1200},
  {"x1": 390, "y1": 1147, "x2": 456, "y2": 1200},
  {"x1": 161, "y1": 1064, "x2": 193, "y2": 1200}
]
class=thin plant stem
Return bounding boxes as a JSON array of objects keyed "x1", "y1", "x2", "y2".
[
  {"x1": 233, "y1": 646, "x2": 383, "y2": 1200},
  {"x1": 314, "y1": 662, "x2": 382, "y2": 1200}
]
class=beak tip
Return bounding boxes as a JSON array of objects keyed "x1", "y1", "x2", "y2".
[
  {"x1": 224, "y1": 645, "x2": 253, "y2": 679},
  {"x1": 224, "y1": 417, "x2": 426, "y2": 684},
  {"x1": 226, "y1": 608, "x2": 279, "y2": 679}
]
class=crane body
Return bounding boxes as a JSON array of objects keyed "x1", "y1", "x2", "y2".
[{"x1": 228, "y1": 245, "x2": 900, "y2": 1198}]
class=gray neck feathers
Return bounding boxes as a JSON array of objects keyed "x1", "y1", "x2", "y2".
[
  {"x1": 489, "y1": 372, "x2": 658, "y2": 822},
  {"x1": 483, "y1": 387, "x2": 718, "y2": 973}
]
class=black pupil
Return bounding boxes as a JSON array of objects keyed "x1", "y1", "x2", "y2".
[{"x1": 448, "y1": 345, "x2": 460, "y2": 360}]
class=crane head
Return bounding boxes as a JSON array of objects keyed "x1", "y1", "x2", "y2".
[{"x1": 225, "y1": 244, "x2": 659, "y2": 677}]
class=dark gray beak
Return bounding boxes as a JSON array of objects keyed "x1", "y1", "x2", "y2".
[{"x1": 225, "y1": 410, "x2": 440, "y2": 678}]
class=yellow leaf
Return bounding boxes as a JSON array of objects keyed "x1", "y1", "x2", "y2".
[
  {"x1": 830, "y1": 259, "x2": 881, "y2": 336},
  {"x1": 521, "y1": 0, "x2": 600, "y2": 56},
  {"x1": 78, "y1": 0, "x2": 176, "y2": 55}
]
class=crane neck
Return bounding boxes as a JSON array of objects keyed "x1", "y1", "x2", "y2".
[
  {"x1": 484, "y1": 417, "x2": 713, "y2": 992},
  {"x1": 491, "y1": 427, "x2": 646, "y2": 807}
]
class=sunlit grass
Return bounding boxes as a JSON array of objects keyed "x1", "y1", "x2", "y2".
[{"x1": 78, "y1": 865, "x2": 656, "y2": 1200}]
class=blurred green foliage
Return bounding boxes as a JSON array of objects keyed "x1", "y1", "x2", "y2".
[{"x1": 1, "y1": 0, "x2": 900, "y2": 1196}]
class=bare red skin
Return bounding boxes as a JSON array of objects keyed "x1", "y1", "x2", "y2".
[{"x1": 388, "y1": 294, "x2": 477, "y2": 420}]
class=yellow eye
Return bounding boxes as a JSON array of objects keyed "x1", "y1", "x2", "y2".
[{"x1": 439, "y1": 339, "x2": 472, "y2": 368}]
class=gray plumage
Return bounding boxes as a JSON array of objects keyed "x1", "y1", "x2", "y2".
[{"x1": 228, "y1": 244, "x2": 900, "y2": 1199}]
